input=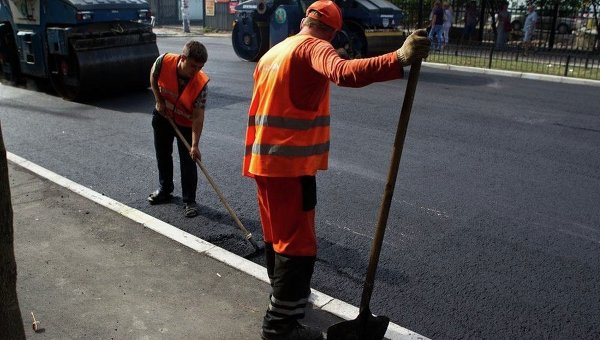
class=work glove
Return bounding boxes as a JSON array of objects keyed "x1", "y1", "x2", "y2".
[{"x1": 396, "y1": 29, "x2": 430, "y2": 66}]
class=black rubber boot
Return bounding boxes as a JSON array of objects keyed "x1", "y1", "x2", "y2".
[
  {"x1": 264, "y1": 243, "x2": 275, "y2": 286},
  {"x1": 262, "y1": 253, "x2": 318, "y2": 338},
  {"x1": 261, "y1": 321, "x2": 323, "y2": 340}
]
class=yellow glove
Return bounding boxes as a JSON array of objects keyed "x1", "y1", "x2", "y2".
[{"x1": 396, "y1": 29, "x2": 430, "y2": 66}]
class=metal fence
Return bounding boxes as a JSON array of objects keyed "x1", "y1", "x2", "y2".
[
  {"x1": 391, "y1": 0, "x2": 600, "y2": 80},
  {"x1": 425, "y1": 43, "x2": 600, "y2": 80}
]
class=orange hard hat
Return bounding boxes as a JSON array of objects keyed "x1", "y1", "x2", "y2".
[{"x1": 306, "y1": 0, "x2": 343, "y2": 31}]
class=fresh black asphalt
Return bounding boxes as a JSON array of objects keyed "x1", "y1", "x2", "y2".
[{"x1": 1, "y1": 35, "x2": 599, "y2": 339}]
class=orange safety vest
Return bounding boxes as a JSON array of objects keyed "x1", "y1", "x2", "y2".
[
  {"x1": 157, "y1": 53, "x2": 209, "y2": 127},
  {"x1": 243, "y1": 35, "x2": 331, "y2": 177}
]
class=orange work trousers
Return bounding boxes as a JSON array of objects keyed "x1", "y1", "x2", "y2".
[{"x1": 254, "y1": 176, "x2": 317, "y2": 257}]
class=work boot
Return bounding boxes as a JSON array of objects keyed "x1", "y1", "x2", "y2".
[
  {"x1": 147, "y1": 190, "x2": 172, "y2": 205},
  {"x1": 183, "y1": 202, "x2": 199, "y2": 218},
  {"x1": 261, "y1": 321, "x2": 324, "y2": 340}
]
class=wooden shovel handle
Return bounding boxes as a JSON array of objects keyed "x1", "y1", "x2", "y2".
[
  {"x1": 360, "y1": 62, "x2": 423, "y2": 312},
  {"x1": 165, "y1": 117, "x2": 258, "y2": 249}
]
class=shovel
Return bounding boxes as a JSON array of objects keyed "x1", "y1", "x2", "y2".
[
  {"x1": 327, "y1": 61, "x2": 423, "y2": 340},
  {"x1": 165, "y1": 117, "x2": 264, "y2": 256}
]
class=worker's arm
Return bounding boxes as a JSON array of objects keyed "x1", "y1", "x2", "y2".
[
  {"x1": 150, "y1": 55, "x2": 167, "y2": 115},
  {"x1": 189, "y1": 106, "x2": 204, "y2": 161},
  {"x1": 302, "y1": 40, "x2": 401, "y2": 88},
  {"x1": 301, "y1": 30, "x2": 428, "y2": 88},
  {"x1": 189, "y1": 85, "x2": 207, "y2": 161},
  {"x1": 288, "y1": 31, "x2": 428, "y2": 111}
]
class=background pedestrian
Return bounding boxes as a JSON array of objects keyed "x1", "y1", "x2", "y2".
[
  {"x1": 496, "y1": 2, "x2": 511, "y2": 50},
  {"x1": 522, "y1": 3, "x2": 539, "y2": 55},
  {"x1": 429, "y1": 0, "x2": 445, "y2": 51},
  {"x1": 442, "y1": 2, "x2": 454, "y2": 47},
  {"x1": 181, "y1": 0, "x2": 190, "y2": 33},
  {"x1": 461, "y1": 1, "x2": 479, "y2": 43}
]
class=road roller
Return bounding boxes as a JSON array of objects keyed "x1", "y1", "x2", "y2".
[
  {"x1": 232, "y1": 0, "x2": 405, "y2": 61},
  {"x1": 0, "y1": 0, "x2": 159, "y2": 100}
]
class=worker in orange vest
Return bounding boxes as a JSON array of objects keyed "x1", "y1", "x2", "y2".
[
  {"x1": 149, "y1": 40, "x2": 209, "y2": 218},
  {"x1": 242, "y1": 1, "x2": 430, "y2": 339}
]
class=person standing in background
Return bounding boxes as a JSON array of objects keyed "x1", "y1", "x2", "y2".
[
  {"x1": 522, "y1": 3, "x2": 538, "y2": 55},
  {"x1": 462, "y1": 1, "x2": 479, "y2": 43},
  {"x1": 496, "y1": 2, "x2": 511, "y2": 50},
  {"x1": 182, "y1": 0, "x2": 190, "y2": 33},
  {"x1": 442, "y1": 2, "x2": 454, "y2": 48},
  {"x1": 429, "y1": 0, "x2": 445, "y2": 51}
]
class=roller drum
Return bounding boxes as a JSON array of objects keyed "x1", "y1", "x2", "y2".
[
  {"x1": 51, "y1": 31, "x2": 159, "y2": 100},
  {"x1": 76, "y1": 42, "x2": 159, "y2": 95},
  {"x1": 364, "y1": 30, "x2": 403, "y2": 56}
]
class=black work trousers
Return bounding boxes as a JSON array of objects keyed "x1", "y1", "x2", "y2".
[
  {"x1": 262, "y1": 242, "x2": 316, "y2": 336},
  {"x1": 151, "y1": 111, "x2": 197, "y2": 203}
]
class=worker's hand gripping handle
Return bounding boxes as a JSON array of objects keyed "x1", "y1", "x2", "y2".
[{"x1": 396, "y1": 29, "x2": 430, "y2": 67}]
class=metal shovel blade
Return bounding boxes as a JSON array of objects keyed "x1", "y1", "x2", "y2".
[{"x1": 327, "y1": 309, "x2": 390, "y2": 340}]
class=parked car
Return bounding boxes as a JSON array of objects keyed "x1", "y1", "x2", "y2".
[{"x1": 511, "y1": 12, "x2": 575, "y2": 34}]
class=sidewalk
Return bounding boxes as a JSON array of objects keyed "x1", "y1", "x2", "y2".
[
  {"x1": 152, "y1": 25, "x2": 231, "y2": 37},
  {"x1": 7, "y1": 153, "x2": 427, "y2": 340},
  {"x1": 9, "y1": 161, "x2": 338, "y2": 339}
]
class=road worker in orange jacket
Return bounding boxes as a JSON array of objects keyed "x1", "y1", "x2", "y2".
[
  {"x1": 149, "y1": 40, "x2": 209, "y2": 218},
  {"x1": 242, "y1": 1, "x2": 430, "y2": 339}
]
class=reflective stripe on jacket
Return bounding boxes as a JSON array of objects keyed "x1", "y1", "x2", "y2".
[
  {"x1": 243, "y1": 35, "x2": 330, "y2": 177},
  {"x1": 158, "y1": 53, "x2": 209, "y2": 127}
]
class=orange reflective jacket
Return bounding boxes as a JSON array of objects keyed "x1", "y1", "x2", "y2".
[
  {"x1": 158, "y1": 53, "x2": 209, "y2": 127},
  {"x1": 243, "y1": 35, "x2": 330, "y2": 177}
]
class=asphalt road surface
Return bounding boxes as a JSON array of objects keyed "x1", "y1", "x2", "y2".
[{"x1": 1, "y1": 35, "x2": 599, "y2": 339}]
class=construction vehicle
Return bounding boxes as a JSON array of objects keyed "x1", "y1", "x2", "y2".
[
  {"x1": 0, "y1": 0, "x2": 159, "y2": 99},
  {"x1": 232, "y1": 0, "x2": 404, "y2": 61}
]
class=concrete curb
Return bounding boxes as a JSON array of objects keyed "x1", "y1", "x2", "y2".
[{"x1": 424, "y1": 62, "x2": 600, "y2": 87}]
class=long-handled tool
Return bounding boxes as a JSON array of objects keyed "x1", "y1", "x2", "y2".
[
  {"x1": 166, "y1": 118, "x2": 263, "y2": 255},
  {"x1": 327, "y1": 61, "x2": 423, "y2": 340}
]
